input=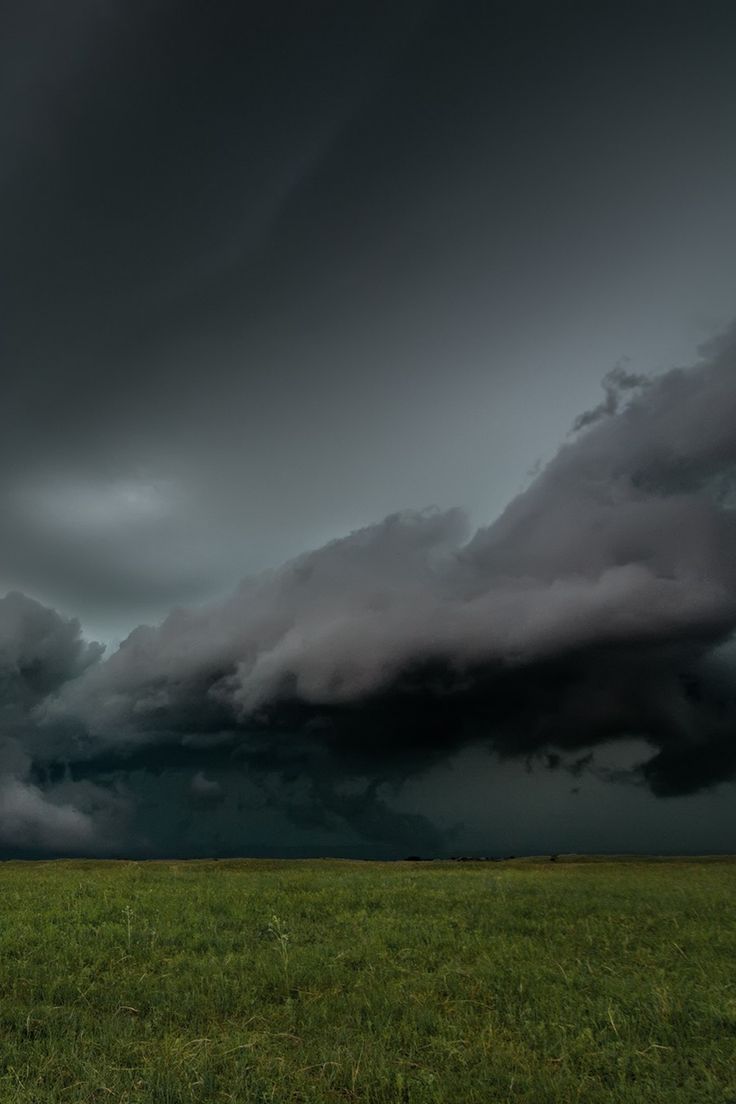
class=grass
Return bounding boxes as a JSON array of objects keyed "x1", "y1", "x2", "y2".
[{"x1": 0, "y1": 857, "x2": 734, "y2": 1102}]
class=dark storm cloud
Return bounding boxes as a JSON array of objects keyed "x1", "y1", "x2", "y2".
[
  {"x1": 3, "y1": 2, "x2": 736, "y2": 853},
  {"x1": 190, "y1": 771, "x2": 223, "y2": 804},
  {"x1": 0, "y1": 330, "x2": 731, "y2": 855},
  {"x1": 2, "y1": 0, "x2": 736, "y2": 636},
  {"x1": 0, "y1": 590, "x2": 102, "y2": 707},
  {"x1": 570, "y1": 360, "x2": 650, "y2": 433},
  {"x1": 0, "y1": 593, "x2": 126, "y2": 850},
  {"x1": 0, "y1": 0, "x2": 432, "y2": 624}
]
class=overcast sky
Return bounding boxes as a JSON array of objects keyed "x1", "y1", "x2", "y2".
[{"x1": 2, "y1": 1, "x2": 736, "y2": 858}]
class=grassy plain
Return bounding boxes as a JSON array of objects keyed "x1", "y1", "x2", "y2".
[{"x1": 0, "y1": 856, "x2": 734, "y2": 1103}]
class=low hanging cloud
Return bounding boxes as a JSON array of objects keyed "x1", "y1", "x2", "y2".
[
  {"x1": 0, "y1": 595, "x2": 125, "y2": 852},
  {"x1": 4, "y1": 327, "x2": 736, "y2": 853},
  {"x1": 190, "y1": 770, "x2": 223, "y2": 803},
  {"x1": 0, "y1": 772, "x2": 95, "y2": 852},
  {"x1": 0, "y1": 732, "x2": 129, "y2": 854}
]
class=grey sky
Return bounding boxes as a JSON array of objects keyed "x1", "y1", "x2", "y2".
[{"x1": 1, "y1": 1, "x2": 736, "y2": 856}]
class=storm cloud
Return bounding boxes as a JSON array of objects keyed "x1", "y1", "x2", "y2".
[
  {"x1": 0, "y1": 332, "x2": 733, "y2": 853},
  {"x1": 3, "y1": 1, "x2": 736, "y2": 855},
  {"x1": 3, "y1": 1, "x2": 736, "y2": 644}
]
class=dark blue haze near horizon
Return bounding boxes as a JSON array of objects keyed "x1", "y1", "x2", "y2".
[{"x1": 2, "y1": 0, "x2": 736, "y2": 859}]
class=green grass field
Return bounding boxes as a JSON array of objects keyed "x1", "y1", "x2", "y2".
[{"x1": 0, "y1": 857, "x2": 734, "y2": 1103}]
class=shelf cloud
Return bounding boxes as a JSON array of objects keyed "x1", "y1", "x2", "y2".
[{"x1": 2, "y1": 331, "x2": 736, "y2": 853}]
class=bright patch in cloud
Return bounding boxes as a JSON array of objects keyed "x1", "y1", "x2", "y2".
[{"x1": 18, "y1": 478, "x2": 177, "y2": 532}]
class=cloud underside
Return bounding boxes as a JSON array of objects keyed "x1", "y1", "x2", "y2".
[{"x1": 3, "y1": 328, "x2": 736, "y2": 852}]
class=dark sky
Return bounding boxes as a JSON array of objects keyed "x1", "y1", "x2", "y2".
[{"x1": 2, "y1": 0, "x2": 736, "y2": 858}]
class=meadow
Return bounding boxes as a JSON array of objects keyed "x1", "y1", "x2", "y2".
[{"x1": 0, "y1": 856, "x2": 734, "y2": 1103}]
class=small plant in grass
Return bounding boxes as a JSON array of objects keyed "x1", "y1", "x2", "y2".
[
  {"x1": 267, "y1": 913, "x2": 292, "y2": 998},
  {"x1": 122, "y1": 904, "x2": 134, "y2": 951}
]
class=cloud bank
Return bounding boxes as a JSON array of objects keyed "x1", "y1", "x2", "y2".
[{"x1": 4, "y1": 330, "x2": 736, "y2": 853}]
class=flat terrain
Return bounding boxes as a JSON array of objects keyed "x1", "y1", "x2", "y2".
[{"x1": 0, "y1": 857, "x2": 734, "y2": 1103}]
